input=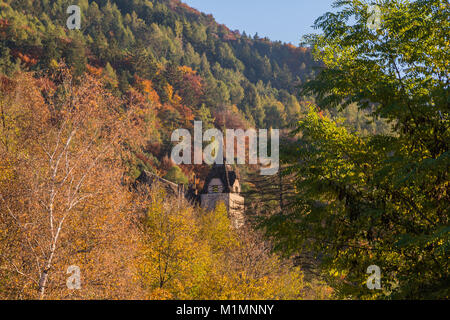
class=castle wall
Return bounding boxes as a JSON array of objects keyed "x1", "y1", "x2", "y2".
[
  {"x1": 201, "y1": 193, "x2": 228, "y2": 212},
  {"x1": 201, "y1": 193, "x2": 245, "y2": 229},
  {"x1": 228, "y1": 193, "x2": 245, "y2": 229}
]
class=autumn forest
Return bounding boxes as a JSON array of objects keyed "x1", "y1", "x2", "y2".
[{"x1": 0, "y1": 0, "x2": 448, "y2": 300}]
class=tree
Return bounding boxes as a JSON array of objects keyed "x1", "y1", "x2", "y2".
[
  {"x1": 136, "y1": 186, "x2": 313, "y2": 300},
  {"x1": 200, "y1": 202, "x2": 238, "y2": 251},
  {"x1": 137, "y1": 187, "x2": 205, "y2": 299},
  {"x1": 197, "y1": 104, "x2": 215, "y2": 130},
  {"x1": 64, "y1": 35, "x2": 87, "y2": 77},
  {"x1": 264, "y1": 0, "x2": 449, "y2": 299},
  {"x1": 0, "y1": 68, "x2": 149, "y2": 299},
  {"x1": 163, "y1": 166, "x2": 188, "y2": 185},
  {"x1": 0, "y1": 43, "x2": 20, "y2": 75}
]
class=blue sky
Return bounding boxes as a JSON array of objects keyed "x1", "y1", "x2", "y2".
[{"x1": 183, "y1": 0, "x2": 336, "y2": 45}]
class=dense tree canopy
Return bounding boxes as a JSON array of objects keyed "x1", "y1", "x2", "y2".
[
  {"x1": 263, "y1": 0, "x2": 449, "y2": 299},
  {"x1": 1, "y1": 0, "x2": 447, "y2": 301}
]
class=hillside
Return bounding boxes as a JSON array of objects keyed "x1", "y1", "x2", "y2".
[
  {"x1": 0, "y1": 0, "x2": 316, "y2": 119},
  {"x1": 0, "y1": 0, "x2": 324, "y2": 180},
  {"x1": 0, "y1": 2, "x2": 330, "y2": 299},
  {"x1": 0, "y1": 0, "x2": 447, "y2": 301}
]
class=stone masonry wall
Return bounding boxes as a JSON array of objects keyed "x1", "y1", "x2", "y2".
[{"x1": 201, "y1": 193, "x2": 245, "y2": 228}]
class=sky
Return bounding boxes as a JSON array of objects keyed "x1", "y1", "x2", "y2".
[{"x1": 182, "y1": 0, "x2": 336, "y2": 45}]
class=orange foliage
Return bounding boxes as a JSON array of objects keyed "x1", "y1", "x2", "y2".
[
  {"x1": 286, "y1": 43, "x2": 298, "y2": 50},
  {"x1": 0, "y1": 68, "x2": 155, "y2": 299},
  {"x1": 223, "y1": 32, "x2": 239, "y2": 41},
  {"x1": 174, "y1": 103, "x2": 194, "y2": 123},
  {"x1": 0, "y1": 18, "x2": 10, "y2": 38},
  {"x1": 14, "y1": 52, "x2": 38, "y2": 67},
  {"x1": 164, "y1": 83, "x2": 174, "y2": 102},
  {"x1": 135, "y1": 76, "x2": 161, "y2": 105},
  {"x1": 0, "y1": 18, "x2": 10, "y2": 28},
  {"x1": 173, "y1": 0, "x2": 202, "y2": 16},
  {"x1": 178, "y1": 65, "x2": 196, "y2": 75},
  {"x1": 86, "y1": 64, "x2": 103, "y2": 77}
]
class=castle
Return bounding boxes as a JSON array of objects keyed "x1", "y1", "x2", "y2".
[
  {"x1": 137, "y1": 163, "x2": 245, "y2": 228},
  {"x1": 200, "y1": 164, "x2": 245, "y2": 229}
]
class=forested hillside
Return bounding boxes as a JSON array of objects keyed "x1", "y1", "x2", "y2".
[
  {"x1": 1, "y1": 0, "x2": 447, "y2": 301},
  {"x1": 0, "y1": 0, "x2": 315, "y2": 126},
  {"x1": 0, "y1": 0, "x2": 335, "y2": 300},
  {"x1": 0, "y1": 0, "x2": 389, "y2": 182},
  {"x1": 261, "y1": 0, "x2": 449, "y2": 300}
]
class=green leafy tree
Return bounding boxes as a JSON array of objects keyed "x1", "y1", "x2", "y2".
[
  {"x1": 0, "y1": 43, "x2": 20, "y2": 75},
  {"x1": 164, "y1": 166, "x2": 188, "y2": 185},
  {"x1": 264, "y1": 0, "x2": 449, "y2": 299}
]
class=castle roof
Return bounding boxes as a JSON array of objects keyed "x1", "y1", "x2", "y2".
[{"x1": 201, "y1": 163, "x2": 239, "y2": 194}]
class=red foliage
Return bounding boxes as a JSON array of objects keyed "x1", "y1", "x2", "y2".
[
  {"x1": 172, "y1": 0, "x2": 202, "y2": 16},
  {"x1": 0, "y1": 74, "x2": 16, "y2": 93},
  {"x1": 175, "y1": 66, "x2": 205, "y2": 107},
  {"x1": 160, "y1": 155, "x2": 174, "y2": 173},
  {"x1": 174, "y1": 103, "x2": 195, "y2": 124},
  {"x1": 136, "y1": 152, "x2": 155, "y2": 168},
  {"x1": 214, "y1": 108, "x2": 249, "y2": 130},
  {"x1": 0, "y1": 18, "x2": 10, "y2": 27},
  {"x1": 147, "y1": 142, "x2": 162, "y2": 159}
]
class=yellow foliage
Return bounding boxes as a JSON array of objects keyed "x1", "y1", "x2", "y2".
[
  {"x1": 164, "y1": 83, "x2": 174, "y2": 101},
  {"x1": 178, "y1": 65, "x2": 196, "y2": 75},
  {"x1": 136, "y1": 187, "x2": 310, "y2": 300},
  {"x1": 200, "y1": 201, "x2": 239, "y2": 251},
  {"x1": 0, "y1": 70, "x2": 328, "y2": 300}
]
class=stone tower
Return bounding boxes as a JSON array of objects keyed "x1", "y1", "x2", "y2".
[{"x1": 200, "y1": 164, "x2": 245, "y2": 229}]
